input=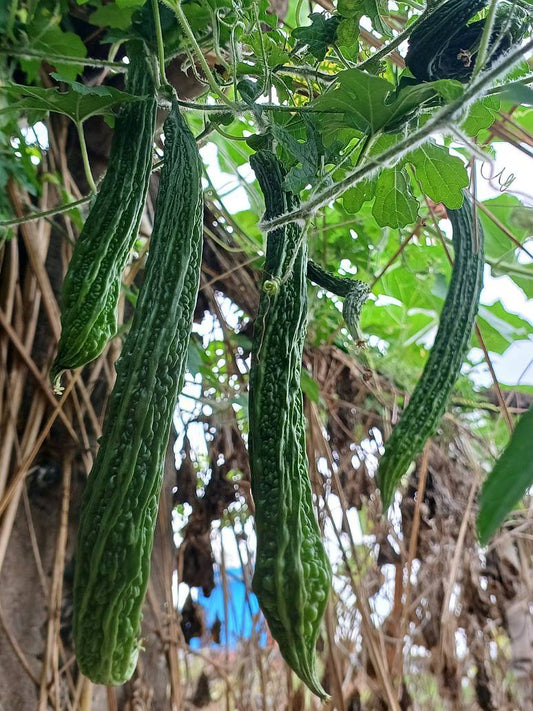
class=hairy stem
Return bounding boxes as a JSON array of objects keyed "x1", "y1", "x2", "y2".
[
  {"x1": 151, "y1": 0, "x2": 168, "y2": 87},
  {"x1": 162, "y1": 0, "x2": 235, "y2": 108},
  {"x1": 0, "y1": 47, "x2": 126, "y2": 71}
]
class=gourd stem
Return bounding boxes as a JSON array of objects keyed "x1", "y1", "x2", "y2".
[
  {"x1": 307, "y1": 260, "x2": 352, "y2": 297},
  {"x1": 0, "y1": 47, "x2": 127, "y2": 71},
  {"x1": 76, "y1": 122, "x2": 97, "y2": 194},
  {"x1": 151, "y1": 0, "x2": 168, "y2": 88},
  {"x1": 163, "y1": 0, "x2": 236, "y2": 109},
  {"x1": 472, "y1": 0, "x2": 498, "y2": 79},
  {"x1": 7, "y1": 0, "x2": 17, "y2": 39},
  {"x1": 0, "y1": 193, "x2": 93, "y2": 227}
]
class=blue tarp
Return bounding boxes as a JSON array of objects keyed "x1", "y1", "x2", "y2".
[{"x1": 189, "y1": 567, "x2": 267, "y2": 650}]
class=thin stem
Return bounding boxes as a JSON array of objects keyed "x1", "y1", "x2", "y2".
[
  {"x1": 76, "y1": 123, "x2": 96, "y2": 194},
  {"x1": 274, "y1": 64, "x2": 336, "y2": 84},
  {"x1": 163, "y1": 0, "x2": 235, "y2": 108},
  {"x1": 486, "y1": 72, "x2": 533, "y2": 95},
  {"x1": 0, "y1": 47, "x2": 127, "y2": 71},
  {"x1": 262, "y1": 38, "x2": 533, "y2": 231},
  {"x1": 196, "y1": 121, "x2": 218, "y2": 146},
  {"x1": 356, "y1": 13, "x2": 415, "y2": 71},
  {"x1": 7, "y1": 0, "x2": 18, "y2": 40},
  {"x1": 253, "y1": 1, "x2": 271, "y2": 94},
  {"x1": 214, "y1": 125, "x2": 249, "y2": 141},
  {"x1": 472, "y1": 0, "x2": 498, "y2": 79},
  {"x1": 449, "y1": 125, "x2": 491, "y2": 162},
  {"x1": 0, "y1": 194, "x2": 93, "y2": 227},
  {"x1": 229, "y1": 22, "x2": 245, "y2": 99},
  {"x1": 151, "y1": 0, "x2": 168, "y2": 87},
  {"x1": 295, "y1": 0, "x2": 306, "y2": 25}
]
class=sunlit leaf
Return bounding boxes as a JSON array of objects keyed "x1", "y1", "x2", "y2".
[{"x1": 372, "y1": 167, "x2": 418, "y2": 228}]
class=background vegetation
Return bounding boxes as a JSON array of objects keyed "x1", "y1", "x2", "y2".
[{"x1": 0, "y1": 0, "x2": 532, "y2": 708}]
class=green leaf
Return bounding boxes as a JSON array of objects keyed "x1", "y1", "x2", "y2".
[
  {"x1": 313, "y1": 70, "x2": 463, "y2": 136},
  {"x1": 243, "y1": 30, "x2": 290, "y2": 69},
  {"x1": 90, "y1": 4, "x2": 138, "y2": 29},
  {"x1": 292, "y1": 13, "x2": 340, "y2": 61},
  {"x1": 343, "y1": 179, "x2": 375, "y2": 213},
  {"x1": 336, "y1": 18, "x2": 359, "y2": 48},
  {"x1": 0, "y1": 82, "x2": 139, "y2": 124},
  {"x1": 372, "y1": 167, "x2": 418, "y2": 228},
  {"x1": 499, "y1": 82, "x2": 533, "y2": 106},
  {"x1": 21, "y1": 24, "x2": 87, "y2": 81},
  {"x1": 478, "y1": 406, "x2": 533, "y2": 544},
  {"x1": 384, "y1": 77, "x2": 463, "y2": 133},
  {"x1": 480, "y1": 195, "x2": 533, "y2": 298},
  {"x1": 379, "y1": 265, "x2": 441, "y2": 312},
  {"x1": 477, "y1": 301, "x2": 531, "y2": 354},
  {"x1": 462, "y1": 97, "x2": 499, "y2": 136},
  {"x1": 270, "y1": 115, "x2": 329, "y2": 193},
  {"x1": 348, "y1": 0, "x2": 391, "y2": 37},
  {"x1": 301, "y1": 369, "x2": 320, "y2": 403},
  {"x1": 312, "y1": 70, "x2": 393, "y2": 135},
  {"x1": 337, "y1": 0, "x2": 361, "y2": 18},
  {"x1": 407, "y1": 141, "x2": 469, "y2": 208}
]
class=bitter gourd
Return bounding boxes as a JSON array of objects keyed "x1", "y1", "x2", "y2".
[
  {"x1": 51, "y1": 42, "x2": 157, "y2": 391},
  {"x1": 307, "y1": 260, "x2": 370, "y2": 342},
  {"x1": 378, "y1": 194, "x2": 484, "y2": 508},
  {"x1": 249, "y1": 150, "x2": 332, "y2": 700},
  {"x1": 405, "y1": 0, "x2": 528, "y2": 82},
  {"x1": 73, "y1": 101, "x2": 203, "y2": 684}
]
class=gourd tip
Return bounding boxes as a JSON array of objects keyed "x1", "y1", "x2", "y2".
[{"x1": 50, "y1": 368, "x2": 65, "y2": 396}]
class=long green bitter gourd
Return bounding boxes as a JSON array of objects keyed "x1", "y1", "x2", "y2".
[
  {"x1": 405, "y1": 0, "x2": 528, "y2": 82},
  {"x1": 249, "y1": 149, "x2": 332, "y2": 700},
  {"x1": 51, "y1": 42, "x2": 157, "y2": 391},
  {"x1": 378, "y1": 194, "x2": 484, "y2": 508},
  {"x1": 73, "y1": 101, "x2": 203, "y2": 685}
]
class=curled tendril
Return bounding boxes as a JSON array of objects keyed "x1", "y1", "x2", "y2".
[
  {"x1": 263, "y1": 278, "x2": 281, "y2": 295},
  {"x1": 480, "y1": 162, "x2": 516, "y2": 193}
]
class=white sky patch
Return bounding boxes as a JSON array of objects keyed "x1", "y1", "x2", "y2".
[{"x1": 200, "y1": 142, "x2": 251, "y2": 214}]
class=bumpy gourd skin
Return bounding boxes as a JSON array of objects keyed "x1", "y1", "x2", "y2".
[
  {"x1": 73, "y1": 102, "x2": 203, "y2": 685},
  {"x1": 249, "y1": 150, "x2": 332, "y2": 700},
  {"x1": 405, "y1": 0, "x2": 528, "y2": 82},
  {"x1": 378, "y1": 195, "x2": 484, "y2": 508},
  {"x1": 50, "y1": 43, "x2": 157, "y2": 390}
]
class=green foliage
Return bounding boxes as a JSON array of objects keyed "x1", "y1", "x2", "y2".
[
  {"x1": 312, "y1": 70, "x2": 463, "y2": 135},
  {"x1": 292, "y1": 13, "x2": 340, "y2": 61},
  {"x1": 406, "y1": 141, "x2": 469, "y2": 208},
  {"x1": 480, "y1": 195, "x2": 533, "y2": 298},
  {"x1": 15, "y1": 3, "x2": 88, "y2": 81},
  {"x1": 0, "y1": 81, "x2": 138, "y2": 124},
  {"x1": 478, "y1": 406, "x2": 533, "y2": 543},
  {"x1": 373, "y1": 167, "x2": 418, "y2": 227},
  {"x1": 477, "y1": 301, "x2": 530, "y2": 353}
]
